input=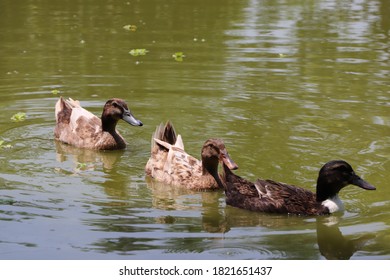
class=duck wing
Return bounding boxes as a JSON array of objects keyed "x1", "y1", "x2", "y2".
[
  {"x1": 147, "y1": 141, "x2": 203, "y2": 186},
  {"x1": 224, "y1": 163, "x2": 327, "y2": 215},
  {"x1": 254, "y1": 179, "x2": 326, "y2": 215},
  {"x1": 224, "y1": 168, "x2": 275, "y2": 211},
  {"x1": 54, "y1": 97, "x2": 102, "y2": 148}
]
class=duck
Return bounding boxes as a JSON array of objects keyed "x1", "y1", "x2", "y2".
[
  {"x1": 54, "y1": 97, "x2": 143, "y2": 150},
  {"x1": 145, "y1": 121, "x2": 238, "y2": 191},
  {"x1": 222, "y1": 160, "x2": 376, "y2": 215}
]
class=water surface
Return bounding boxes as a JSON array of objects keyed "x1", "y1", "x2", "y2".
[{"x1": 0, "y1": 0, "x2": 389, "y2": 259}]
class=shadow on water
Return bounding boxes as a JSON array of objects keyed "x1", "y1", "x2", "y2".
[
  {"x1": 316, "y1": 216, "x2": 376, "y2": 260},
  {"x1": 223, "y1": 207, "x2": 379, "y2": 260},
  {"x1": 0, "y1": 0, "x2": 389, "y2": 260}
]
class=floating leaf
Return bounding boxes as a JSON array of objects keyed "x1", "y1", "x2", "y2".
[
  {"x1": 76, "y1": 162, "x2": 87, "y2": 170},
  {"x1": 0, "y1": 140, "x2": 12, "y2": 149},
  {"x1": 123, "y1": 24, "x2": 137, "y2": 32},
  {"x1": 51, "y1": 89, "x2": 60, "y2": 95},
  {"x1": 129, "y1": 49, "x2": 149, "y2": 56},
  {"x1": 11, "y1": 112, "x2": 26, "y2": 122},
  {"x1": 172, "y1": 52, "x2": 185, "y2": 62}
]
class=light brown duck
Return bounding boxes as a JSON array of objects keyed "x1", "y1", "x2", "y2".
[
  {"x1": 54, "y1": 97, "x2": 143, "y2": 150},
  {"x1": 145, "y1": 121, "x2": 238, "y2": 191}
]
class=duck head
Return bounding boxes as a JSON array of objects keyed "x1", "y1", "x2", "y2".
[
  {"x1": 201, "y1": 139, "x2": 238, "y2": 187},
  {"x1": 316, "y1": 160, "x2": 376, "y2": 202},
  {"x1": 101, "y1": 98, "x2": 143, "y2": 132}
]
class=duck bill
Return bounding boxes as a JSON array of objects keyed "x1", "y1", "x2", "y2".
[
  {"x1": 221, "y1": 150, "x2": 238, "y2": 170},
  {"x1": 122, "y1": 111, "x2": 143, "y2": 126},
  {"x1": 351, "y1": 175, "x2": 376, "y2": 190}
]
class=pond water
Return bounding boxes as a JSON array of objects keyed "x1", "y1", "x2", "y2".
[{"x1": 0, "y1": 0, "x2": 389, "y2": 260}]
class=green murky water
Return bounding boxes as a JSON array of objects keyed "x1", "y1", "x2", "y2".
[{"x1": 0, "y1": 0, "x2": 389, "y2": 259}]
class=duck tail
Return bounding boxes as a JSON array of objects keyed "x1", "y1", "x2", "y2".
[
  {"x1": 55, "y1": 97, "x2": 81, "y2": 120},
  {"x1": 55, "y1": 97, "x2": 73, "y2": 123},
  {"x1": 151, "y1": 121, "x2": 178, "y2": 151},
  {"x1": 65, "y1": 97, "x2": 81, "y2": 108},
  {"x1": 161, "y1": 121, "x2": 177, "y2": 144}
]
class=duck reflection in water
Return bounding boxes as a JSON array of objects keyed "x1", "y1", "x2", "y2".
[
  {"x1": 55, "y1": 141, "x2": 123, "y2": 172},
  {"x1": 316, "y1": 216, "x2": 375, "y2": 260},
  {"x1": 222, "y1": 206, "x2": 376, "y2": 259},
  {"x1": 146, "y1": 178, "x2": 229, "y2": 233}
]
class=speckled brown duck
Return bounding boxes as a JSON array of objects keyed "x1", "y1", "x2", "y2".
[
  {"x1": 54, "y1": 97, "x2": 143, "y2": 150},
  {"x1": 145, "y1": 121, "x2": 238, "y2": 191},
  {"x1": 222, "y1": 160, "x2": 375, "y2": 215}
]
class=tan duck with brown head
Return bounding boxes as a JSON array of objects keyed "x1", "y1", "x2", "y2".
[
  {"x1": 145, "y1": 121, "x2": 238, "y2": 191},
  {"x1": 54, "y1": 97, "x2": 143, "y2": 150}
]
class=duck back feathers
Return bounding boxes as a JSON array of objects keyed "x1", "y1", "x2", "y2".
[
  {"x1": 223, "y1": 164, "x2": 329, "y2": 215},
  {"x1": 145, "y1": 121, "x2": 207, "y2": 190}
]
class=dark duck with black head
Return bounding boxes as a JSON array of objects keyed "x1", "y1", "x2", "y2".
[
  {"x1": 222, "y1": 160, "x2": 376, "y2": 215},
  {"x1": 54, "y1": 97, "x2": 143, "y2": 150}
]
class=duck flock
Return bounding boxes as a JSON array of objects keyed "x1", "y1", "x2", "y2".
[{"x1": 54, "y1": 97, "x2": 376, "y2": 216}]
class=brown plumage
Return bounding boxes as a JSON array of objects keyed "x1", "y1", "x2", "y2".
[
  {"x1": 54, "y1": 97, "x2": 143, "y2": 150},
  {"x1": 222, "y1": 160, "x2": 376, "y2": 215},
  {"x1": 145, "y1": 121, "x2": 238, "y2": 191}
]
